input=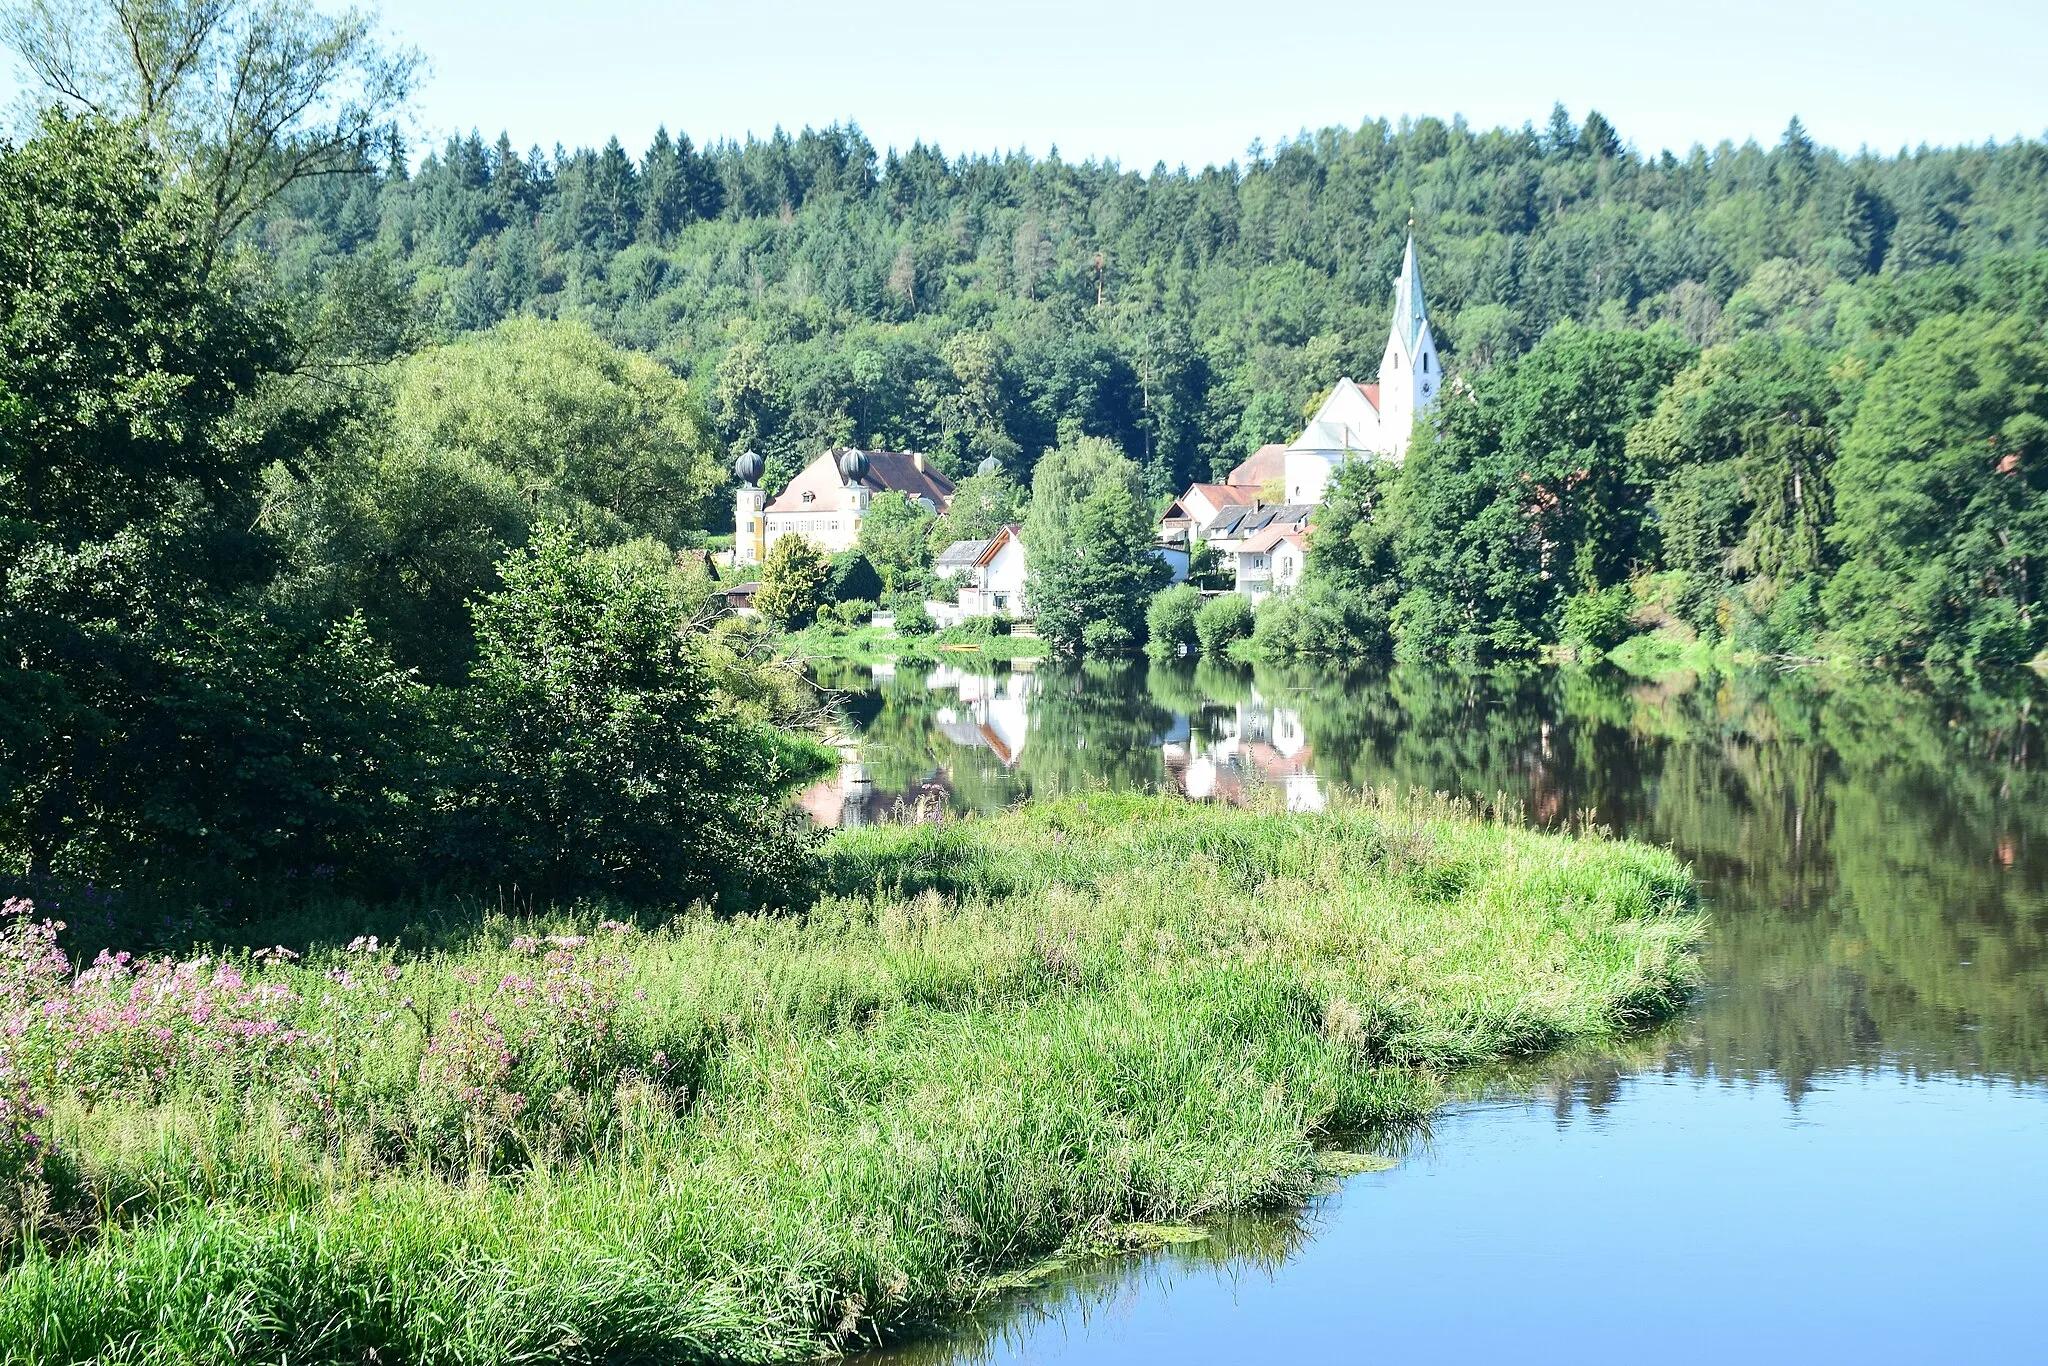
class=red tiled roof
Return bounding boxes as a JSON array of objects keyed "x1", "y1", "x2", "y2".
[
  {"x1": 765, "y1": 449, "x2": 956, "y2": 515},
  {"x1": 1227, "y1": 444, "x2": 1289, "y2": 488}
]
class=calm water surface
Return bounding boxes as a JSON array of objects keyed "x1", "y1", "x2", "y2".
[{"x1": 807, "y1": 656, "x2": 2048, "y2": 1364}]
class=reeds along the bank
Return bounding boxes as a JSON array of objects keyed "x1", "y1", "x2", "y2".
[{"x1": 0, "y1": 792, "x2": 1701, "y2": 1364}]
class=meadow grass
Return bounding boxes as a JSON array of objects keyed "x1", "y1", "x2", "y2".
[{"x1": 0, "y1": 792, "x2": 1700, "y2": 1364}]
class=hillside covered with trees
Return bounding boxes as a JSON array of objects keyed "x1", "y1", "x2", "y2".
[{"x1": 256, "y1": 106, "x2": 2048, "y2": 505}]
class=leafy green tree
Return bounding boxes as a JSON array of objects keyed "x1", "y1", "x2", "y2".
[
  {"x1": 825, "y1": 549, "x2": 883, "y2": 605},
  {"x1": 1255, "y1": 457, "x2": 1403, "y2": 660},
  {"x1": 450, "y1": 524, "x2": 814, "y2": 907},
  {"x1": 1031, "y1": 481, "x2": 1170, "y2": 655},
  {"x1": 1629, "y1": 334, "x2": 1840, "y2": 643},
  {"x1": 1394, "y1": 324, "x2": 1694, "y2": 660},
  {"x1": 1824, "y1": 311, "x2": 2048, "y2": 668},
  {"x1": 393, "y1": 318, "x2": 724, "y2": 544},
  {"x1": 1145, "y1": 584, "x2": 1202, "y2": 658},
  {"x1": 938, "y1": 467, "x2": 1023, "y2": 543},
  {"x1": 0, "y1": 114, "x2": 427, "y2": 883},
  {"x1": 1193, "y1": 593, "x2": 1254, "y2": 654},
  {"x1": 754, "y1": 534, "x2": 830, "y2": 629},
  {"x1": 0, "y1": 0, "x2": 420, "y2": 269},
  {"x1": 1022, "y1": 436, "x2": 1146, "y2": 565},
  {"x1": 856, "y1": 490, "x2": 936, "y2": 591}
]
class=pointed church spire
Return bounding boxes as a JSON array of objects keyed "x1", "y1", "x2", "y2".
[{"x1": 1392, "y1": 232, "x2": 1429, "y2": 350}]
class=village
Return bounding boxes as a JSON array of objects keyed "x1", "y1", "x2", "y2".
[{"x1": 722, "y1": 235, "x2": 1441, "y2": 628}]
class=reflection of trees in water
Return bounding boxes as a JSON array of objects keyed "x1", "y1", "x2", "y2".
[{"x1": 821, "y1": 655, "x2": 2048, "y2": 1089}]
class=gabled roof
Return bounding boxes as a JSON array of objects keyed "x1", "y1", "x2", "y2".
[
  {"x1": 935, "y1": 537, "x2": 991, "y2": 569},
  {"x1": 1226, "y1": 444, "x2": 1289, "y2": 488},
  {"x1": 1242, "y1": 525, "x2": 1310, "y2": 555},
  {"x1": 935, "y1": 523, "x2": 1022, "y2": 570},
  {"x1": 1288, "y1": 378, "x2": 1380, "y2": 453},
  {"x1": 765, "y1": 448, "x2": 957, "y2": 515},
  {"x1": 1206, "y1": 502, "x2": 1315, "y2": 540}
]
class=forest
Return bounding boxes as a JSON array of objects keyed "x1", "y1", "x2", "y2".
[{"x1": 260, "y1": 101, "x2": 2048, "y2": 670}]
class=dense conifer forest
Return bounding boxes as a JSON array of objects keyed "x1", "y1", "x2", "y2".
[{"x1": 259, "y1": 107, "x2": 2048, "y2": 498}]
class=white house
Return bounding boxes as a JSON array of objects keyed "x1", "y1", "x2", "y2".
[
  {"x1": 934, "y1": 523, "x2": 1029, "y2": 618},
  {"x1": 1234, "y1": 525, "x2": 1308, "y2": 602},
  {"x1": 734, "y1": 447, "x2": 955, "y2": 566},
  {"x1": 1281, "y1": 233, "x2": 1441, "y2": 505},
  {"x1": 1158, "y1": 482, "x2": 1262, "y2": 548}
]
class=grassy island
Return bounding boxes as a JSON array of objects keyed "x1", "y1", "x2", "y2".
[{"x1": 0, "y1": 794, "x2": 1699, "y2": 1363}]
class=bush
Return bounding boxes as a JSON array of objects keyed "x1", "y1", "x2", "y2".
[
  {"x1": 893, "y1": 601, "x2": 935, "y2": 636},
  {"x1": 1194, "y1": 593, "x2": 1255, "y2": 654},
  {"x1": 1560, "y1": 584, "x2": 1634, "y2": 656},
  {"x1": 1146, "y1": 584, "x2": 1203, "y2": 658},
  {"x1": 755, "y1": 535, "x2": 830, "y2": 629},
  {"x1": 834, "y1": 598, "x2": 875, "y2": 626},
  {"x1": 451, "y1": 524, "x2": 818, "y2": 908},
  {"x1": 825, "y1": 550, "x2": 883, "y2": 606}
]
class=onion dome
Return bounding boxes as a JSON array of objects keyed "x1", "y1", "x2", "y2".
[
  {"x1": 732, "y1": 450, "x2": 764, "y2": 486},
  {"x1": 837, "y1": 448, "x2": 871, "y2": 484},
  {"x1": 977, "y1": 455, "x2": 1002, "y2": 477}
]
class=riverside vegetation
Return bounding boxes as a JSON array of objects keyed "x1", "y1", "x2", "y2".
[{"x1": 0, "y1": 793, "x2": 1700, "y2": 1362}]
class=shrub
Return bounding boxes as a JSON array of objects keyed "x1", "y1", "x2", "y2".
[
  {"x1": 824, "y1": 550, "x2": 883, "y2": 606},
  {"x1": 1560, "y1": 584, "x2": 1634, "y2": 656},
  {"x1": 1194, "y1": 593, "x2": 1256, "y2": 654},
  {"x1": 1146, "y1": 584, "x2": 1203, "y2": 658},
  {"x1": 755, "y1": 535, "x2": 830, "y2": 629},
  {"x1": 893, "y1": 601, "x2": 935, "y2": 636},
  {"x1": 834, "y1": 598, "x2": 875, "y2": 626}
]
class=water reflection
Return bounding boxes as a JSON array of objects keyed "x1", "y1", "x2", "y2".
[
  {"x1": 820, "y1": 655, "x2": 2048, "y2": 1363},
  {"x1": 811, "y1": 654, "x2": 2048, "y2": 1091}
]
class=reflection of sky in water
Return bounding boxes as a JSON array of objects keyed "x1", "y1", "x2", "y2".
[{"x1": 828, "y1": 659, "x2": 2048, "y2": 1363}]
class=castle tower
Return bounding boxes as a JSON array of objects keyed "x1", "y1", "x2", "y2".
[
  {"x1": 732, "y1": 451, "x2": 766, "y2": 567},
  {"x1": 1377, "y1": 232, "x2": 1440, "y2": 460}
]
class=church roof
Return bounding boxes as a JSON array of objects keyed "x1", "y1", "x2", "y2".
[
  {"x1": 765, "y1": 448, "x2": 956, "y2": 515},
  {"x1": 1391, "y1": 233, "x2": 1430, "y2": 351},
  {"x1": 1288, "y1": 377, "x2": 1381, "y2": 453}
]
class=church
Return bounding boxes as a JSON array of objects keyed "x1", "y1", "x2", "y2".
[{"x1": 1279, "y1": 232, "x2": 1440, "y2": 504}]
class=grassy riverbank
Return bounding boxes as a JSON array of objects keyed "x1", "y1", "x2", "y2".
[
  {"x1": 788, "y1": 622, "x2": 1052, "y2": 664},
  {"x1": 0, "y1": 793, "x2": 1700, "y2": 1363}
]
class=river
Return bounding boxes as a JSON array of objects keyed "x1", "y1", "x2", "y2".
[{"x1": 803, "y1": 654, "x2": 2047, "y2": 1364}]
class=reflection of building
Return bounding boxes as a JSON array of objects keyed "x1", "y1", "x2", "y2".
[
  {"x1": 1161, "y1": 687, "x2": 1323, "y2": 811},
  {"x1": 928, "y1": 667, "x2": 1036, "y2": 766}
]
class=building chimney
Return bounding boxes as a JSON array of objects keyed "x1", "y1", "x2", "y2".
[{"x1": 913, "y1": 452, "x2": 925, "y2": 472}]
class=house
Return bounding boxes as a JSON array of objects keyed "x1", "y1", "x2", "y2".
[
  {"x1": 1159, "y1": 482, "x2": 1263, "y2": 548},
  {"x1": 934, "y1": 523, "x2": 1028, "y2": 618},
  {"x1": 1233, "y1": 525, "x2": 1308, "y2": 602},
  {"x1": 733, "y1": 447, "x2": 955, "y2": 566},
  {"x1": 720, "y1": 580, "x2": 761, "y2": 614},
  {"x1": 1203, "y1": 502, "x2": 1313, "y2": 572}
]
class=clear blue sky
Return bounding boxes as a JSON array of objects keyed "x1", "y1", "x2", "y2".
[
  {"x1": 9, "y1": 0, "x2": 2048, "y2": 167},
  {"x1": 372, "y1": 0, "x2": 2047, "y2": 167}
]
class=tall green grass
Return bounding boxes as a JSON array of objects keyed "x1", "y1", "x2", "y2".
[{"x1": 0, "y1": 792, "x2": 1700, "y2": 1363}]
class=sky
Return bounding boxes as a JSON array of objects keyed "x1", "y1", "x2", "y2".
[
  {"x1": 5, "y1": 0, "x2": 2046, "y2": 168},
  {"x1": 370, "y1": 0, "x2": 2047, "y2": 168}
]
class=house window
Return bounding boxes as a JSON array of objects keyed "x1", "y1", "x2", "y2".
[
  {"x1": 1423, "y1": 353, "x2": 1432, "y2": 373},
  {"x1": 994, "y1": 593, "x2": 1009, "y2": 609},
  {"x1": 802, "y1": 490, "x2": 815, "y2": 504}
]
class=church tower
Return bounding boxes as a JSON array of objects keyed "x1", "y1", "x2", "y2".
[{"x1": 1377, "y1": 232, "x2": 1440, "y2": 460}]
